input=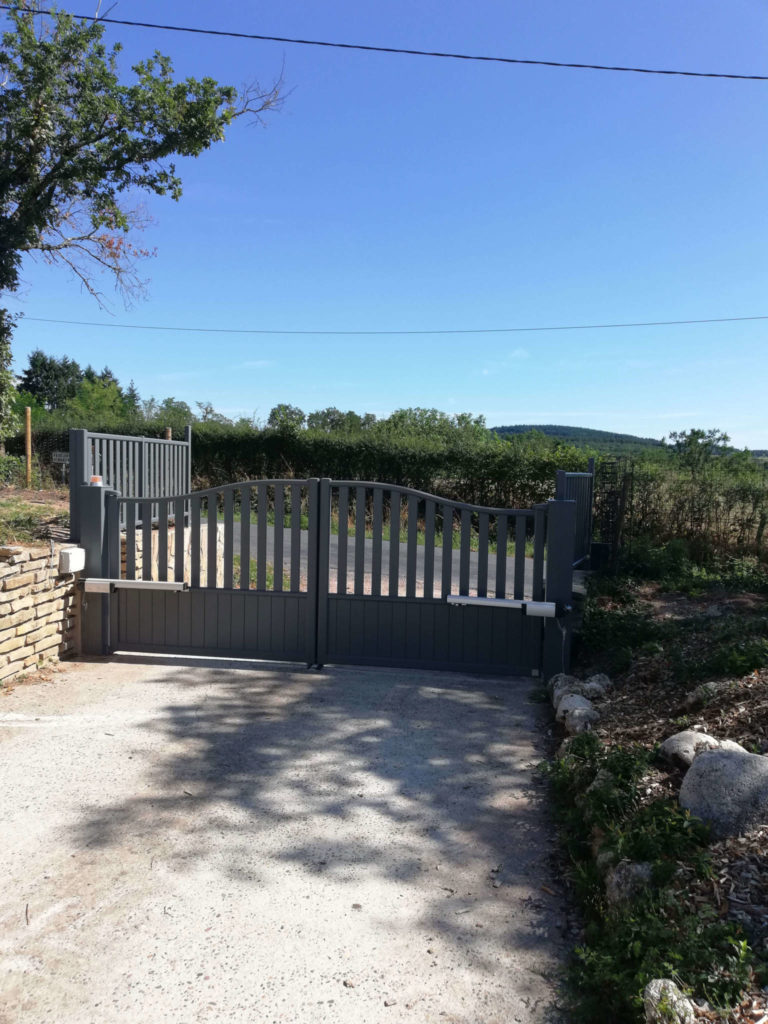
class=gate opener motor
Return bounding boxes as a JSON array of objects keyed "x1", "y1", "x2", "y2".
[
  {"x1": 82, "y1": 579, "x2": 188, "y2": 593},
  {"x1": 446, "y1": 595, "x2": 571, "y2": 617}
]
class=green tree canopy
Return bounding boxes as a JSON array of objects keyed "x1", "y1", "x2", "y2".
[
  {"x1": 19, "y1": 348, "x2": 82, "y2": 409},
  {"x1": 268, "y1": 403, "x2": 306, "y2": 433},
  {"x1": 0, "y1": 4, "x2": 281, "y2": 304}
]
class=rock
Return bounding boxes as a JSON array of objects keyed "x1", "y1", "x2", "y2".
[
  {"x1": 605, "y1": 860, "x2": 653, "y2": 905},
  {"x1": 581, "y1": 680, "x2": 608, "y2": 700},
  {"x1": 683, "y1": 681, "x2": 729, "y2": 710},
  {"x1": 555, "y1": 693, "x2": 594, "y2": 723},
  {"x1": 565, "y1": 706, "x2": 600, "y2": 734},
  {"x1": 643, "y1": 978, "x2": 695, "y2": 1024},
  {"x1": 585, "y1": 767, "x2": 614, "y2": 796},
  {"x1": 679, "y1": 749, "x2": 768, "y2": 839},
  {"x1": 585, "y1": 672, "x2": 612, "y2": 691},
  {"x1": 658, "y1": 730, "x2": 721, "y2": 768},
  {"x1": 547, "y1": 672, "x2": 579, "y2": 699},
  {"x1": 595, "y1": 847, "x2": 616, "y2": 874},
  {"x1": 718, "y1": 738, "x2": 749, "y2": 755},
  {"x1": 552, "y1": 677, "x2": 586, "y2": 709}
]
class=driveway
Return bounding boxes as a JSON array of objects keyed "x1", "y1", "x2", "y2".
[{"x1": 0, "y1": 659, "x2": 569, "y2": 1024}]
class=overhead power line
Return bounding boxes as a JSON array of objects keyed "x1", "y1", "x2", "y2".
[
  {"x1": 1, "y1": 5, "x2": 766, "y2": 81},
  {"x1": 20, "y1": 314, "x2": 768, "y2": 336}
]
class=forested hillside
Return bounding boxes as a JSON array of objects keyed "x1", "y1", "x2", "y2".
[{"x1": 492, "y1": 424, "x2": 663, "y2": 454}]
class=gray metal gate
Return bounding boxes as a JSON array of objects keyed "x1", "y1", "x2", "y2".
[{"x1": 77, "y1": 477, "x2": 578, "y2": 678}]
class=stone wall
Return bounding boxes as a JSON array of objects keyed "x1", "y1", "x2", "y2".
[
  {"x1": 0, "y1": 545, "x2": 80, "y2": 684},
  {"x1": 121, "y1": 522, "x2": 225, "y2": 587}
]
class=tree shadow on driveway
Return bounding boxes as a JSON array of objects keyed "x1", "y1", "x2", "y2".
[{"x1": 70, "y1": 658, "x2": 569, "y2": 1004}]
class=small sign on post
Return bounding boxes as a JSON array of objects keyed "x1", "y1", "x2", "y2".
[{"x1": 52, "y1": 450, "x2": 70, "y2": 485}]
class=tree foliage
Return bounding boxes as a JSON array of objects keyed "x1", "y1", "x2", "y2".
[{"x1": 0, "y1": 4, "x2": 281, "y2": 305}]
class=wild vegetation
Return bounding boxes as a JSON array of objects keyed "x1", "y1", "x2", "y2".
[{"x1": 547, "y1": 541, "x2": 768, "y2": 1023}]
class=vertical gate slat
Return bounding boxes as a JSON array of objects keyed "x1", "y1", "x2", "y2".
[
  {"x1": 207, "y1": 491, "x2": 218, "y2": 588},
  {"x1": 514, "y1": 514, "x2": 527, "y2": 599},
  {"x1": 388, "y1": 491, "x2": 401, "y2": 597},
  {"x1": 240, "y1": 486, "x2": 251, "y2": 590},
  {"x1": 354, "y1": 486, "x2": 366, "y2": 596},
  {"x1": 174, "y1": 497, "x2": 185, "y2": 583},
  {"x1": 406, "y1": 495, "x2": 418, "y2": 598},
  {"x1": 371, "y1": 487, "x2": 383, "y2": 597},
  {"x1": 256, "y1": 482, "x2": 267, "y2": 591},
  {"x1": 423, "y1": 500, "x2": 435, "y2": 600},
  {"x1": 141, "y1": 499, "x2": 152, "y2": 581},
  {"x1": 158, "y1": 499, "x2": 169, "y2": 582},
  {"x1": 532, "y1": 505, "x2": 546, "y2": 601},
  {"x1": 459, "y1": 509, "x2": 471, "y2": 595},
  {"x1": 337, "y1": 485, "x2": 349, "y2": 595},
  {"x1": 495, "y1": 514, "x2": 508, "y2": 598},
  {"x1": 223, "y1": 489, "x2": 234, "y2": 589},
  {"x1": 126, "y1": 506, "x2": 136, "y2": 580},
  {"x1": 441, "y1": 505, "x2": 453, "y2": 598},
  {"x1": 190, "y1": 496, "x2": 201, "y2": 588},
  {"x1": 477, "y1": 512, "x2": 489, "y2": 598},
  {"x1": 274, "y1": 485, "x2": 284, "y2": 592},
  {"x1": 290, "y1": 483, "x2": 301, "y2": 592}
]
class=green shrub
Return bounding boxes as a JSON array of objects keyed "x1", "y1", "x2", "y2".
[{"x1": 0, "y1": 453, "x2": 24, "y2": 485}]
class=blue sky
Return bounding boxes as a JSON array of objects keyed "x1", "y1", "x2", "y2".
[{"x1": 5, "y1": 0, "x2": 768, "y2": 446}]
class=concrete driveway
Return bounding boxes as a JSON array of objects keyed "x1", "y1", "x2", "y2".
[{"x1": 0, "y1": 658, "x2": 569, "y2": 1024}]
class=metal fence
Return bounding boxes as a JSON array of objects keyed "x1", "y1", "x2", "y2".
[
  {"x1": 555, "y1": 459, "x2": 595, "y2": 566},
  {"x1": 69, "y1": 426, "x2": 192, "y2": 539}
]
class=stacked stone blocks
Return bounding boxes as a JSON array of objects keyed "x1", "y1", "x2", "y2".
[{"x1": 0, "y1": 546, "x2": 80, "y2": 684}]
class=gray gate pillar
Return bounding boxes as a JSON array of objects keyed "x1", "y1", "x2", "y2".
[
  {"x1": 69, "y1": 429, "x2": 90, "y2": 542},
  {"x1": 543, "y1": 499, "x2": 576, "y2": 682},
  {"x1": 79, "y1": 484, "x2": 118, "y2": 655}
]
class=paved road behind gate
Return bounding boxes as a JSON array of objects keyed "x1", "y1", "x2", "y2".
[{"x1": 0, "y1": 659, "x2": 569, "y2": 1024}]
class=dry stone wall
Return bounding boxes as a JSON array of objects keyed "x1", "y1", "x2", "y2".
[{"x1": 0, "y1": 545, "x2": 80, "y2": 684}]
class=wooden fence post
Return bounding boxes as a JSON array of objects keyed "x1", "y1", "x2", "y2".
[{"x1": 25, "y1": 407, "x2": 31, "y2": 487}]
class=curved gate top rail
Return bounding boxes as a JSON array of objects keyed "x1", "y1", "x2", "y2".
[{"x1": 76, "y1": 472, "x2": 581, "y2": 679}]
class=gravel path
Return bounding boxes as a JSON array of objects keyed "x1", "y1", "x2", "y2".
[{"x1": 0, "y1": 658, "x2": 569, "y2": 1024}]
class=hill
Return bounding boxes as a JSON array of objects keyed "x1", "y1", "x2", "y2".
[{"x1": 491, "y1": 424, "x2": 663, "y2": 454}]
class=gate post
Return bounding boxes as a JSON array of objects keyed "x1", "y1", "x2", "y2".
[
  {"x1": 315, "y1": 478, "x2": 332, "y2": 668},
  {"x1": 80, "y1": 484, "x2": 119, "y2": 655},
  {"x1": 69, "y1": 428, "x2": 90, "y2": 541},
  {"x1": 543, "y1": 499, "x2": 576, "y2": 682},
  {"x1": 305, "y1": 479, "x2": 320, "y2": 667}
]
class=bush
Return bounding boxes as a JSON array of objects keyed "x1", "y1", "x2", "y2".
[{"x1": 0, "y1": 453, "x2": 25, "y2": 485}]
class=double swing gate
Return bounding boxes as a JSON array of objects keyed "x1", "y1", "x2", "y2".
[{"x1": 79, "y1": 477, "x2": 578, "y2": 678}]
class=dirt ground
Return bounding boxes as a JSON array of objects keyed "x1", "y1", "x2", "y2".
[{"x1": 0, "y1": 657, "x2": 572, "y2": 1024}]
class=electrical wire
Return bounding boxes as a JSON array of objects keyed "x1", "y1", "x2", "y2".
[
  {"x1": 1, "y1": 5, "x2": 766, "y2": 81},
  {"x1": 19, "y1": 314, "x2": 768, "y2": 336}
]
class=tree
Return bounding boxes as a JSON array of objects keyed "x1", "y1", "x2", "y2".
[
  {"x1": 64, "y1": 377, "x2": 126, "y2": 424},
  {"x1": 19, "y1": 348, "x2": 82, "y2": 409},
  {"x1": 196, "y1": 401, "x2": 232, "y2": 425},
  {"x1": 0, "y1": 310, "x2": 20, "y2": 451},
  {"x1": 267, "y1": 403, "x2": 306, "y2": 432},
  {"x1": 0, "y1": 5, "x2": 281, "y2": 305},
  {"x1": 123, "y1": 380, "x2": 141, "y2": 420},
  {"x1": 666, "y1": 429, "x2": 731, "y2": 476},
  {"x1": 156, "y1": 397, "x2": 194, "y2": 435}
]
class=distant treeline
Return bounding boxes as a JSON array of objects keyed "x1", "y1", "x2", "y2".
[{"x1": 492, "y1": 423, "x2": 664, "y2": 454}]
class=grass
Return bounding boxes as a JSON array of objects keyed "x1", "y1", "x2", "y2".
[
  {"x1": 0, "y1": 495, "x2": 68, "y2": 547},
  {"x1": 555, "y1": 540, "x2": 768, "y2": 1021},
  {"x1": 543, "y1": 733, "x2": 757, "y2": 1023},
  {"x1": 231, "y1": 555, "x2": 290, "y2": 591}
]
